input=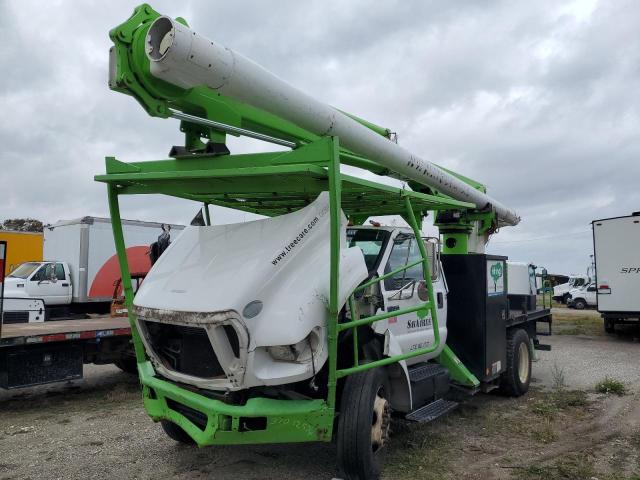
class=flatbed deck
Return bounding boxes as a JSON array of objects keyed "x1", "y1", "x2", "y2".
[
  {"x1": 508, "y1": 307, "x2": 552, "y2": 336},
  {"x1": 0, "y1": 316, "x2": 131, "y2": 348}
]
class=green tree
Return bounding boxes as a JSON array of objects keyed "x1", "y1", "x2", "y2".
[{"x1": 0, "y1": 218, "x2": 44, "y2": 232}]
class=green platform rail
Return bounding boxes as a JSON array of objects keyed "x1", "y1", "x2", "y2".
[{"x1": 96, "y1": 135, "x2": 479, "y2": 445}]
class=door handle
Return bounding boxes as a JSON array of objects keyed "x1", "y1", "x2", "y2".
[
  {"x1": 437, "y1": 292, "x2": 444, "y2": 309},
  {"x1": 61, "y1": 283, "x2": 69, "y2": 287}
]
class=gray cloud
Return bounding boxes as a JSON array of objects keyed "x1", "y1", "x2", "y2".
[{"x1": 0, "y1": 0, "x2": 637, "y2": 275}]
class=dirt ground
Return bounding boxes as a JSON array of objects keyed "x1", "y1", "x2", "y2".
[{"x1": 1, "y1": 309, "x2": 639, "y2": 480}]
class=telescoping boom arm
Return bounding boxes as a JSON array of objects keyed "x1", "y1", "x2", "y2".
[
  {"x1": 144, "y1": 17, "x2": 520, "y2": 226},
  {"x1": 109, "y1": 6, "x2": 520, "y2": 227}
]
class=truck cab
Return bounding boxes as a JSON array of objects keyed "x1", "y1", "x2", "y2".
[
  {"x1": 3, "y1": 261, "x2": 72, "y2": 305},
  {"x1": 566, "y1": 282, "x2": 597, "y2": 310},
  {"x1": 553, "y1": 274, "x2": 589, "y2": 304},
  {"x1": 347, "y1": 226, "x2": 447, "y2": 363},
  {"x1": 132, "y1": 195, "x2": 447, "y2": 399}
]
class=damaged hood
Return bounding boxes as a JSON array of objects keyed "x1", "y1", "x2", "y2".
[{"x1": 133, "y1": 192, "x2": 368, "y2": 348}]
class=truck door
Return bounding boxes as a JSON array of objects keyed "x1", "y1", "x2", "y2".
[
  {"x1": 378, "y1": 234, "x2": 446, "y2": 364},
  {"x1": 28, "y1": 263, "x2": 71, "y2": 305}
]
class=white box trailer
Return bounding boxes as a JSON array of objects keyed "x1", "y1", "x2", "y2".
[
  {"x1": 44, "y1": 217, "x2": 184, "y2": 304},
  {"x1": 592, "y1": 212, "x2": 640, "y2": 332}
]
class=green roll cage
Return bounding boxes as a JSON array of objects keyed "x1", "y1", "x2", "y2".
[{"x1": 96, "y1": 136, "x2": 480, "y2": 445}]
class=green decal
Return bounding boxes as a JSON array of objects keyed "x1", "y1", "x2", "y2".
[{"x1": 490, "y1": 262, "x2": 503, "y2": 289}]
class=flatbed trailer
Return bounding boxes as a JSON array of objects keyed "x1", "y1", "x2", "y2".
[{"x1": 0, "y1": 316, "x2": 133, "y2": 389}]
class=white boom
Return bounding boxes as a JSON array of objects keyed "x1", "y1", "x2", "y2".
[{"x1": 144, "y1": 16, "x2": 520, "y2": 226}]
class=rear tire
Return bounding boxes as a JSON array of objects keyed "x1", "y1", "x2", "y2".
[
  {"x1": 161, "y1": 420, "x2": 195, "y2": 445},
  {"x1": 337, "y1": 368, "x2": 391, "y2": 480},
  {"x1": 604, "y1": 318, "x2": 616, "y2": 334},
  {"x1": 500, "y1": 328, "x2": 531, "y2": 397}
]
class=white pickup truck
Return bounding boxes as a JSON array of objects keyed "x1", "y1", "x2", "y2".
[
  {"x1": 566, "y1": 282, "x2": 597, "y2": 310},
  {"x1": 2, "y1": 217, "x2": 182, "y2": 322},
  {"x1": 553, "y1": 275, "x2": 590, "y2": 304}
]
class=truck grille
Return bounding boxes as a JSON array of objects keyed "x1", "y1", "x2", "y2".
[
  {"x1": 141, "y1": 321, "x2": 225, "y2": 378},
  {"x1": 2, "y1": 311, "x2": 30, "y2": 324}
]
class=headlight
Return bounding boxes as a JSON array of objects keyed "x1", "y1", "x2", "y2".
[{"x1": 267, "y1": 330, "x2": 320, "y2": 363}]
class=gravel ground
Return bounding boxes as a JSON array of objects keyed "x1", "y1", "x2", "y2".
[
  {"x1": 1, "y1": 316, "x2": 639, "y2": 479},
  {"x1": 534, "y1": 308, "x2": 640, "y2": 390}
]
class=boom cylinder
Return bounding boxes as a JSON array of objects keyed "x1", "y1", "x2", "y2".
[{"x1": 145, "y1": 16, "x2": 520, "y2": 226}]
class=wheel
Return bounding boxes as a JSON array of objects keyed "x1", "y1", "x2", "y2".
[
  {"x1": 161, "y1": 420, "x2": 195, "y2": 445},
  {"x1": 604, "y1": 318, "x2": 616, "y2": 333},
  {"x1": 500, "y1": 329, "x2": 532, "y2": 397},
  {"x1": 337, "y1": 368, "x2": 391, "y2": 480},
  {"x1": 114, "y1": 355, "x2": 138, "y2": 374},
  {"x1": 573, "y1": 299, "x2": 587, "y2": 310}
]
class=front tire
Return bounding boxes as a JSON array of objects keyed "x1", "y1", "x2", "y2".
[
  {"x1": 337, "y1": 368, "x2": 391, "y2": 480},
  {"x1": 573, "y1": 299, "x2": 587, "y2": 310},
  {"x1": 161, "y1": 420, "x2": 195, "y2": 445},
  {"x1": 500, "y1": 328, "x2": 532, "y2": 397}
]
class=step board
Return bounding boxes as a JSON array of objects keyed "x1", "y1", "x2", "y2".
[
  {"x1": 408, "y1": 362, "x2": 448, "y2": 383},
  {"x1": 405, "y1": 398, "x2": 458, "y2": 423}
]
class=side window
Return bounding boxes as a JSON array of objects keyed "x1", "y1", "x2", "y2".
[
  {"x1": 384, "y1": 235, "x2": 424, "y2": 290},
  {"x1": 31, "y1": 264, "x2": 55, "y2": 282},
  {"x1": 55, "y1": 263, "x2": 66, "y2": 281},
  {"x1": 31, "y1": 266, "x2": 46, "y2": 282}
]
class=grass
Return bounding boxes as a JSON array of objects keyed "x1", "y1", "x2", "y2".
[
  {"x1": 382, "y1": 429, "x2": 454, "y2": 480},
  {"x1": 529, "y1": 389, "x2": 588, "y2": 419},
  {"x1": 516, "y1": 453, "x2": 596, "y2": 480},
  {"x1": 552, "y1": 310, "x2": 604, "y2": 336},
  {"x1": 595, "y1": 376, "x2": 627, "y2": 396}
]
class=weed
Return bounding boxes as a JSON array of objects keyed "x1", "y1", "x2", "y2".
[
  {"x1": 529, "y1": 389, "x2": 587, "y2": 418},
  {"x1": 596, "y1": 377, "x2": 627, "y2": 396},
  {"x1": 530, "y1": 422, "x2": 557, "y2": 444},
  {"x1": 551, "y1": 363, "x2": 566, "y2": 390}
]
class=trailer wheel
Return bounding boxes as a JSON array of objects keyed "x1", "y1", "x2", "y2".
[
  {"x1": 573, "y1": 299, "x2": 587, "y2": 310},
  {"x1": 337, "y1": 368, "x2": 391, "y2": 480},
  {"x1": 500, "y1": 328, "x2": 531, "y2": 397},
  {"x1": 604, "y1": 318, "x2": 616, "y2": 333},
  {"x1": 161, "y1": 420, "x2": 195, "y2": 445}
]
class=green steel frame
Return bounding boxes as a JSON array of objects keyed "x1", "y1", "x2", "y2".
[
  {"x1": 102, "y1": 3, "x2": 486, "y2": 446},
  {"x1": 97, "y1": 136, "x2": 480, "y2": 445}
]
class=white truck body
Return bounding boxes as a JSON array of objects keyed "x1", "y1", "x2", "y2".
[
  {"x1": 133, "y1": 193, "x2": 448, "y2": 409},
  {"x1": 2, "y1": 217, "x2": 183, "y2": 307},
  {"x1": 592, "y1": 214, "x2": 640, "y2": 314},
  {"x1": 507, "y1": 262, "x2": 536, "y2": 295}
]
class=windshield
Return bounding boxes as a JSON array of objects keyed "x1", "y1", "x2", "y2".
[
  {"x1": 347, "y1": 228, "x2": 390, "y2": 272},
  {"x1": 8, "y1": 262, "x2": 42, "y2": 279}
]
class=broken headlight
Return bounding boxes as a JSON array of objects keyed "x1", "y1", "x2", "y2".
[{"x1": 266, "y1": 330, "x2": 320, "y2": 363}]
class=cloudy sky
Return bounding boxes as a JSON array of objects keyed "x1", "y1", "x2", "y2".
[{"x1": 1, "y1": 0, "x2": 638, "y2": 275}]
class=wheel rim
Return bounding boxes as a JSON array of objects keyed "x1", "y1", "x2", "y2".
[
  {"x1": 518, "y1": 342, "x2": 530, "y2": 384},
  {"x1": 370, "y1": 389, "x2": 390, "y2": 453}
]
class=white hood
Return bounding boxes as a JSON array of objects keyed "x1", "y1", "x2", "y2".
[{"x1": 134, "y1": 192, "x2": 368, "y2": 349}]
